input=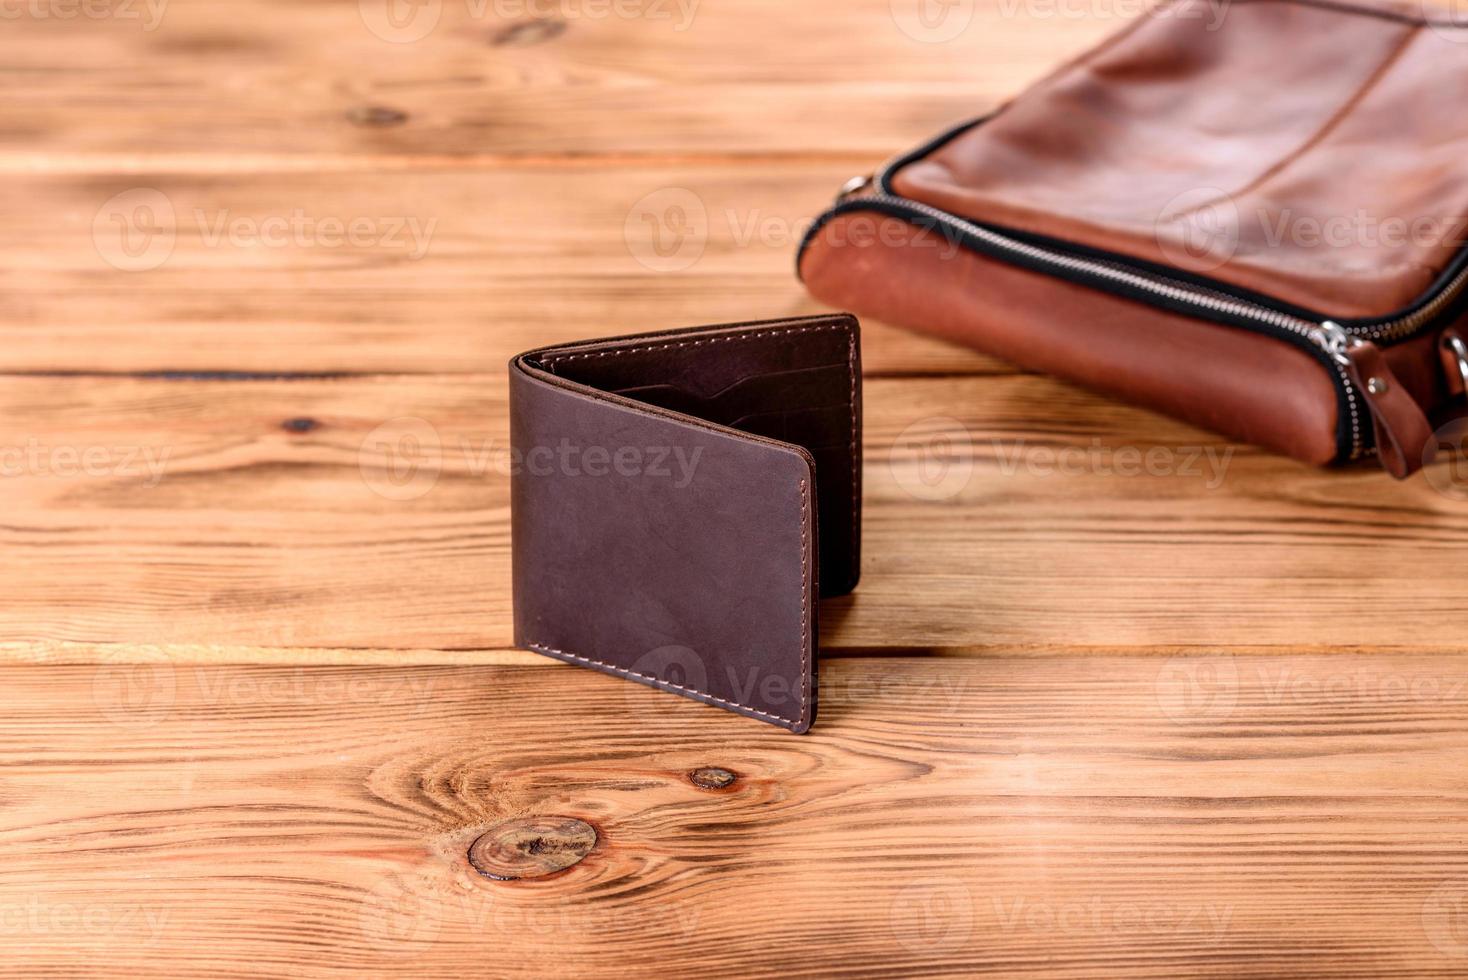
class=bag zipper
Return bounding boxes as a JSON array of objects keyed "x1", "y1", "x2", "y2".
[{"x1": 821, "y1": 158, "x2": 1468, "y2": 462}]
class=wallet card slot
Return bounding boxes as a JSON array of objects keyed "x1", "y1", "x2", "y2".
[
  {"x1": 722, "y1": 404, "x2": 851, "y2": 432},
  {"x1": 603, "y1": 364, "x2": 851, "y2": 424},
  {"x1": 603, "y1": 369, "x2": 851, "y2": 444},
  {"x1": 720, "y1": 407, "x2": 853, "y2": 451},
  {"x1": 607, "y1": 361, "x2": 850, "y2": 406}
]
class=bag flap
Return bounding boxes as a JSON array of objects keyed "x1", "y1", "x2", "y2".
[{"x1": 889, "y1": 0, "x2": 1468, "y2": 321}]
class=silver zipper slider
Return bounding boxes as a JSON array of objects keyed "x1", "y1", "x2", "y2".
[{"x1": 1312, "y1": 320, "x2": 1363, "y2": 366}]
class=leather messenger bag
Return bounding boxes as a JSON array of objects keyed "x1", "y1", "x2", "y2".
[{"x1": 799, "y1": 0, "x2": 1468, "y2": 479}]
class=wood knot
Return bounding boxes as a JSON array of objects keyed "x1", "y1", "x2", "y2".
[
  {"x1": 491, "y1": 18, "x2": 566, "y2": 46},
  {"x1": 281, "y1": 417, "x2": 319, "y2": 434},
  {"x1": 688, "y1": 767, "x2": 737, "y2": 791},
  {"x1": 467, "y1": 817, "x2": 596, "y2": 880},
  {"x1": 346, "y1": 105, "x2": 408, "y2": 128}
]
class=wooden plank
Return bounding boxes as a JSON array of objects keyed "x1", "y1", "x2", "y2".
[
  {"x1": 0, "y1": 166, "x2": 998, "y2": 376},
  {"x1": 0, "y1": 371, "x2": 1460, "y2": 656},
  {"x1": 0, "y1": 0, "x2": 1116, "y2": 165},
  {"x1": 3, "y1": 655, "x2": 1467, "y2": 978}
]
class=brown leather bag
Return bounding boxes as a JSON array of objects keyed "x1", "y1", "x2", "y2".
[{"x1": 798, "y1": 0, "x2": 1468, "y2": 478}]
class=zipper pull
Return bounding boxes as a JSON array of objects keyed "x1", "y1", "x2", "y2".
[
  {"x1": 1316, "y1": 321, "x2": 1432, "y2": 479},
  {"x1": 836, "y1": 174, "x2": 874, "y2": 203}
]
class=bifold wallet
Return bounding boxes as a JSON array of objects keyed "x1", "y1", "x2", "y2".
[
  {"x1": 509, "y1": 314, "x2": 861, "y2": 733},
  {"x1": 799, "y1": 0, "x2": 1468, "y2": 479}
]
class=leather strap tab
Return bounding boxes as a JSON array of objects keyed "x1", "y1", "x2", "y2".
[{"x1": 1345, "y1": 341, "x2": 1433, "y2": 479}]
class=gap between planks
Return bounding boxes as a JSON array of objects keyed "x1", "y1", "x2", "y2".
[
  {"x1": 11, "y1": 642, "x2": 1468, "y2": 668},
  {"x1": 0, "y1": 150, "x2": 890, "y2": 177}
]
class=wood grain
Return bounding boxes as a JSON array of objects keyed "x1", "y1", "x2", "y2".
[
  {"x1": 8, "y1": 0, "x2": 1467, "y2": 976},
  {"x1": 3, "y1": 656, "x2": 1467, "y2": 978},
  {"x1": 0, "y1": 0, "x2": 1115, "y2": 165},
  {"x1": 0, "y1": 166, "x2": 998, "y2": 375},
  {"x1": 0, "y1": 371, "x2": 1461, "y2": 654}
]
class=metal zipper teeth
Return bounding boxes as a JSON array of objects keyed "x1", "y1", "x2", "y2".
[
  {"x1": 1357, "y1": 262, "x2": 1468, "y2": 342},
  {"x1": 855, "y1": 191, "x2": 1366, "y2": 460}
]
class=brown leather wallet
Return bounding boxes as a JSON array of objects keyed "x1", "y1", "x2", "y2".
[
  {"x1": 799, "y1": 0, "x2": 1468, "y2": 479},
  {"x1": 508, "y1": 314, "x2": 862, "y2": 733}
]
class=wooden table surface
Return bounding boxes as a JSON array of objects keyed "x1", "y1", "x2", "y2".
[{"x1": 5, "y1": 2, "x2": 1468, "y2": 976}]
